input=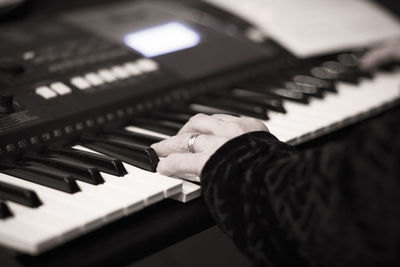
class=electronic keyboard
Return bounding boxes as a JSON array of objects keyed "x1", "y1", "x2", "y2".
[{"x1": 0, "y1": 0, "x2": 399, "y2": 259}]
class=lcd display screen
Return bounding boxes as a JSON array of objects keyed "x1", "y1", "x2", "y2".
[{"x1": 123, "y1": 22, "x2": 201, "y2": 57}]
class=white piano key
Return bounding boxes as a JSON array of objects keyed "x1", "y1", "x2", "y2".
[
  {"x1": 265, "y1": 122, "x2": 299, "y2": 142},
  {"x1": 100, "y1": 174, "x2": 163, "y2": 206},
  {"x1": 169, "y1": 181, "x2": 201, "y2": 203},
  {"x1": 75, "y1": 133, "x2": 200, "y2": 203},
  {"x1": 121, "y1": 164, "x2": 183, "y2": 197},
  {"x1": 85, "y1": 147, "x2": 182, "y2": 198},
  {"x1": 72, "y1": 145, "x2": 166, "y2": 205},
  {"x1": 0, "y1": 173, "x2": 114, "y2": 231},
  {"x1": 0, "y1": 217, "x2": 59, "y2": 254},
  {"x1": 76, "y1": 181, "x2": 145, "y2": 215},
  {"x1": 6, "y1": 202, "x2": 81, "y2": 243}
]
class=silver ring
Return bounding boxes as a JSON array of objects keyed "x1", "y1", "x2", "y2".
[{"x1": 188, "y1": 134, "x2": 200, "y2": 153}]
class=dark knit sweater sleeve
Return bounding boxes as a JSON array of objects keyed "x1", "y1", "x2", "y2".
[{"x1": 200, "y1": 114, "x2": 400, "y2": 267}]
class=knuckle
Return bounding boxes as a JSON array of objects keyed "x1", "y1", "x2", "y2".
[{"x1": 191, "y1": 113, "x2": 206, "y2": 122}]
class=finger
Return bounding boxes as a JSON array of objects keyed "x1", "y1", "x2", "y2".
[
  {"x1": 178, "y1": 113, "x2": 230, "y2": 136},
  {"x1": 151, "y1": 132, "x2": 196, "y2": 157},
  {"x1": 361, "y1": 43, "x2": 400, "y2": 70},
  {"x1": 156, "y1": 152, "x2": 209, "y2": 177},
  {"x1": 211, "y1": 113, "x2": 241, "y2": 121},
  {"x1": 152, "y1": 133, "x2": 221, "y2": 156}
]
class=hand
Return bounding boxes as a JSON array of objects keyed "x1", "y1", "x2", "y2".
[
  {"x1": 360, "y1": 39, "x2": 400, "y2": 70},
  {"x1": 151, "y1": 114, "x2": 269, "y2": 177}
]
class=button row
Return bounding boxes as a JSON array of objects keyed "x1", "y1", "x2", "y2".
[
  {"x1": 70, "y1": 58, "x2": 159, "y2": 91},
  {"x1": 35, "y1": 82, "x2": 72, "y2": 99}
]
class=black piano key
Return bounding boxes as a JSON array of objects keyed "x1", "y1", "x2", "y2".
[
  {"x1": 291, "y1": 75, "x2": 337, "y2": 93},
  {"x1": 98, "y1": 132, "x2": 161, "y2": 149},
  {"x1": 165, "y1": 104, "x2": 239, "y2": 118},
  {"x1": 0, "y1": 181, "x2": 42, "y2": 208},
  {"x1": 337, "y1": 52, "x2": 373, "y2": 79},
  {"x1": 47, "y1": 146, "x2": 127, "y2": 176},
  {"x1": 23, "y1": 153, "x2": 105, "y2": 185},
  {"x1": 310, "y1": 66, "x2": 341, "y2": 81},
  {"x1": 0, "y1": 201, "x2": 12, "y2": 219},
  {"x1": 103, "y1": 129, "x2": 164, "y2": 147},
  {"x1": 0, "y1": 162, "x2": 80, "y2": 193},
  {"x1": 321, "y1": 61, "x2": 359, "y2": 84},
  {"x1": 148, "y1": 110, "x2": 193, "y2": 124},
  {"x1": 228, "y1": 89, "x2": 287, "y2": 113},
  {"x1": 131, "y1": 117, "x2": 180, "y2": 136},
  {"x1": 282, "y1": 81, "x2": 324, "y2": 98},
  {"x1": 192, "y1": 96, "x2": 269, "y2": 120},
  {"x1": 239, "y1": 84, "x2": 309, "y2": 104},
  {"x1": 80, "y1": 136, "x2": 159, "y2": 172}
]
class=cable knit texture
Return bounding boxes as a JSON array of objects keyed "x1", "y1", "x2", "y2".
[{"x1": 201, "y1": 108, "x2": 400, "y2": 267}]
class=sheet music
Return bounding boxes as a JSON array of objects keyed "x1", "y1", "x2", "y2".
[{"x1": 205, "y1": 0, "x2": 400, "y2": 58}]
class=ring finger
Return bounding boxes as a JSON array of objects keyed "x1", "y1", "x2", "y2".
[{"x1": 151, "y1": 132, "x2": 208, "y2": 157}]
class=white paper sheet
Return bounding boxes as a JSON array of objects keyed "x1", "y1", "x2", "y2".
[{"x1": 205, "y1": 0, "x2": 400, "y2": 58}]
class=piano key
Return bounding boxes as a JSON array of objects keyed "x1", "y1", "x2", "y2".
[
  {"x1": 125, "y1": 125, "x2": 171, "y2": 139},
  {"x1": 231, "y1": 88, "x2": 287, "y2": 113},
  {"x1": 74, "y1": 144, "x2": 195, "y2": 202},
  {"x1": 74, "y1": 145, "x2": 182, "y2": 198},
  {"x1": 0, "y1": 172, "x2": 142, "y2": 233},
  {"x1": 208, "y1": 90, "x2": 283, "y2": 113},
  {"x1": 321, "y1": 61, "x2": 358, "y2": 83},
  {"x1": 0, "y1": 162, "x2": 80, "y2": 193},
  {"x1": 0, "y1": 216, "x2": 59, "y2": 254},
  {"x1": 0, "y1": 174, "x2": 144, "y2": 254},
  {"x1": 46, "y1": 146, "x2": 127, "y2": 176},
  {"x1": 169, "y1": 181, "x2": 201, "y2": 203},
  {"x1": 310, "y1": 66, "x2": 341, "y2": 80},
  {"x1": 80, "y1": 136, "x2": 159, "y2": 172},
  {"x1": 282, "y1": 81, "x2": 324, "y2": 98},
  {"x1": 23, "y1": 153, "x2": 105, "y2": 185},
  {"x1": 117, "y1": 130, "x2": 202, "y2": 202},
  {"x1": 131, "y1": 117, "x2": 181, "y2": 136},
  {"x1": 291, "y1": 75, "x2": 337, "y2": 93},
  {"x1": 96, "y1": 134, "x2": 152, "y2": 149},
  {"x1": 102, "y1": 129, "x2": 164, "y2": 147},
  {"x1": 193, "y1": 95, "x2": 269, "y2": 120},
  {"x1": 0, "y1": 180, "x2": 41, "y2": 208},
  {"x1": 73, "y1": 145, "x2": 172, "y2": 203},
  {"x1": 6, "y1": 201, "x2": 82, "y2": 243},
  {"x1": 74, "y1": 181, "x2": 146, "y2": 214},
  {"x1": 0, "y1": 174, "x2": 103, "y2": 229},
  {"x1": 239, "y1": 84, "x2": 309, "y2": 103},
  {"x1": 148, "y1": 109, "x2": 193, "y2": 124},
  {"x1": 272, "y1": 70, "x2": 399, "y2": 143},
  {"x1": 189, "y1": 102, "x2": 243, "y2": 117},
  {"x1": 0, "y1": 201, "x2": 12, "y2": 219}
]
